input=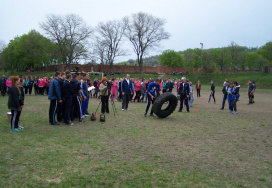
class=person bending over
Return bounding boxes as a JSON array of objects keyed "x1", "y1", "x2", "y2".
[{"x1": 144, "y1": 79, "x2": 161, "y2": 117}]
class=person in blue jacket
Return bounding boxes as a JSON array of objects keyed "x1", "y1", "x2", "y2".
[
  {"x1": 62, "y1": 74, "x2": 73, "y2": 125},
  {"x1": 48, "y1": 71, "x2": 62, "y2": 125},
  {"x1": 232, "y1": 81, "x2": 240, "y2": 114},
  {"x1": 121, "y1": 74, "x2": 133, "y2": 111},
  {"x1": 144, "y1": 79, "x2": 161, "y2": 117}
]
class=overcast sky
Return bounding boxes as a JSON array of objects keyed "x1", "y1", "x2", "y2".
[{"x1": 1, "y1": 0, "x2": 272, "y2": 62}]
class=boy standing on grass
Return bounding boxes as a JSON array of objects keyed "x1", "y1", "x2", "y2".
[
  {"x1": 207, "y1": 80, "x2": 216, "y2": 104},
  {"x1": 63, "y1": 74, "x2": 73, "y2": 125},
  {"x1": 228, "y1": 82, "x2": 234, "y2": 113},
  {"x1": 144, "y1": 79, "x2": 161, "y2": 117}
]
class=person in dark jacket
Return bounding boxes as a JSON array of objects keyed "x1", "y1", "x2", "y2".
[
  {"x1": 144, "y1": 79, "x2": 161, "y2": 116},
  {"x1": 33, "y1": 77, "x2": 39, "y2": 95},
  {"x1": 220, "y1": 81, "x2": 229, "y2": 110},
  {"x1": 70, "y1": 74, "x2": 83, "y2": 122},
  {"x1": 57, "y1": 72, "x2": 65, "y2": 123},
  {"x1": 17, "y1": 78, "x2": 25, "y2": 130},
  {"x1": 121, "y1": 74, "x2": 133, "y2": 111},
  {"x1": 247, "y1": 80, "x2": 255, "y2": 105},
  {"x1": 207, "y1": 80, "x2": 216, "y2": 104},
  {"x1": 48, "y1": 72, "x2": 62, "y2": 125},
  {"x1": 80, "y1": 73, "x2": 88, "y2": 117},
  {"x1": 28, "y1": 76, "x2": 33, "y2": 95},
  {"x1": 63, "y1": 74, "x2": 73, "y2": 125},
  {"x1": 1, "y1": 74, "x2": 7, "y2": 97},
  {"x1": 166, "y1": 79, "x2": 174, "y2": 93},
  {"x1": 178, "y1": 77, "x2": 190, "y2": 112},
  {"x1": 232, "y1": 81, "x2": 240, "y2": 114},
  {"x1": 8, "y1": 76, "x2": 23, "y2": 132}
]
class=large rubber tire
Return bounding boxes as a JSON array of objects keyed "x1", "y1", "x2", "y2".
[{"x1": 152, "y1": 92, "x2": 178, "y2": 118}]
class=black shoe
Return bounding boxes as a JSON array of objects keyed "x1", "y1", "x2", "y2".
[
  {"x1": 85, "y1": 112, "x2": 90, "y2": 115},
  {"x1": 220, "y1": 108, "x2": 224, "y2": 110},
  {"x1": 106, "y1": 112, "x2": 110, "y2": 114},
  {"x1": 79, "y1": 120, "x2": 85, "y2": 123},
  {"x1": 144, "y1": 113, "x2": 147, "y2": 117},
  {"x1": 187, "y1": 110, "x2": 190, "y2": 113},
  {"x1": 150, "y1": 114, "x2": 154, "y2": 117}
]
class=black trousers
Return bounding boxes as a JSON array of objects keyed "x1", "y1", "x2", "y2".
[
  {"x1": 179, "y1": 94, "x2": 189, "y2": 112},
  {"x1": 64, "y1": 99, "x2": 72, "y2": 124},
  {"x1": 197, "y1": 89, "x2": 200, "y2": 97},
  {"x1": 71, "y1": 96, "x2": 82, "y2": 121},
  {"x1": 11, "y1": 109, "x2": 21, "y2": 129},
  {"x1": 25, "y1": 86, "x2": 29, "y2": 94},
  {"x1": 134, "y1": 90, "x2": 141, "y2": 102},
  {"x1": 1, "y1": 85, "x2": 6, "y2": 96},
  {"x1": 49, "y1": 99, "x2": 58, "y2": 125},
  {"x1": 122, "y1": 93, "x2": 130, "y2": 109},
  {"x1": 29, "y1": 85, "x2": 33, "y2": 95},
  {"x1": 208, "y1": 91, "x2": 216, "y2": 102},
  {"x1": 101, "y1": 95, "x2": 109, "y2": 113},
  {"x1": 145, "y1": 95, "x2": 154, "y2": 114},
  {"x1": 118, "y1": 89, "x2": 122, "y2": 100},
  {"x1": 221, "y1": 95, "x2": 228, "y2": 109},
  {"x1": 57, "y1": 101, "x2": 64, "y2": 122},
  {"x1": 39, "y1": 87, "x2": 44, "y2": 95}
]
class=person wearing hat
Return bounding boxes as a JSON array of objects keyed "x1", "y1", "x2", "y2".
[{"x1": 178, "y1": 77, "x2": 190, "y2": 112}]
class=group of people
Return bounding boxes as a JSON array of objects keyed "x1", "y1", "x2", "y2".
[{"x1": 4, "y1": 72, "x2": 257, "y2": 132}]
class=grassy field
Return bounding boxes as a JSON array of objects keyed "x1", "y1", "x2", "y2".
[
  {"x1": 0, "y1": 86, "x2": 272, "y2": 187},
  {"x1": 1, "y1": 71, "x2": 272, "y2": 88}
]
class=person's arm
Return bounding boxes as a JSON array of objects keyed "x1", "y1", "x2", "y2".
[
  {"x1": 80, "y1": 82, "x2": 86, "y2": 98},
  {"x1": 54, "y1": 80, "x2": 62, "y2": 102}
]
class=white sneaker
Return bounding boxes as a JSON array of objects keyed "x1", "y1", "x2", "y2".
[
  {"x1": 84, "y1": 115, "x2": 89, "y2": 117},
  {"x1": 122, "y1": 109, "x2": 124, "y2": 111},
  {"x1": 126, "y1": 108, "x2": 130, "y2": 111}
]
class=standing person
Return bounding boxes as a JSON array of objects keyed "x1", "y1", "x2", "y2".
[
  {"x1": 33, "y1": 77, "x2": 39, "y2": 95},
  {"x1": 223, "y1": 78, "x2": 228, "y2": 86},
  {"x1": 57, "y1": 73, "x2": 65, "y2": 123},
  {"x1": 8, "y1": 76, "x2": 24, "y2": 132},
  {"x1": 130, "y1": 78, "x2": 135, "y2": 102},
  {"x1": 80, "y1": 73, "x2": 88, "y2": 117},
  {"x1": 28, "y1": 76, "x2": 33, "y2": 95},
  {"x1": 121, "y1": 74, "x2": 133, "y2": 111},
  {"x1": 99, "y1": 77, "x2": 110, "y2": 114},
  {"x1": 18, "y1": 78, "x2": 25, "y2": 129},
  {"x1": 251, "y1": 81, "x2": 256, "y2": 103},
  {"x1": 247, "y1": 80, "x2": 255, "y2": 105},
  {"x1": 162, "y1": 79, "x2": 167, "y2": 93},
  {"x1": 232, "y1": 82, "x2": 240, "y2": 114},
  {"x1": 196, "y1": 80, "x2": 201, "y2": 98},
  {"x1": 85, "y1": 74, "x2": 91, "y2": 114},
  {"x1": 166, "y1": 79, "x2": 174, "y2": 93},
  {"x1": 1, "y1": 74, "x2": 7, "y2": 96},
  {"x1": 140, "y1": 79, "x2": 146, "y2": 102},
  {"x1": 63, "y1": 74, "x2": 73, "y2": 125},
  {"x1": 144, "y1": 79, "x2": 161, "y2": 117},
  {"x1": 38, "y1": 77, "x2": 44, "y2": 95},
  {"x1": 178, "y1": 77, "x2": 190, "y2": 112},
  {"x1": 110, "y1": 78, "x2": 118, "y2": 101},
  {"x1": 220, "y1": 81, "x2": 229, "y2": 110},
  {"x1": 134, "y1": 78, "x2": 142, "y2": 102},
  {"x1": 71, "y1": 74, "x2": 84, "y2": 122},
  {"x1": 118, "y1": 78, "x2": 123, "y2": 101},
  {"x1": 228, "y1": 82, "x2": 234, "y2": 113},
  {"x1": 188, "y1": 81, "x2": 195, "y2": 107},
  {"x1": 48, "y1": 72, "x2": 62, "y2": 125},
  {"x1": 93, "y1": 77, "x2": 99, "y2": 98},
  {"x1": 6, "y1": 76, "x2": 12, "y2": 93},
  {"x1": 24, "y1": 76, "x2": 29, "y2": 95},
  {"x1": 207, "y1": 81, "x2": 216, "y2": 104}
]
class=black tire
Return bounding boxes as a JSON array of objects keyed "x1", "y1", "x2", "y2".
[{"x1": 152, "y1": 92, "x2": 178, "y2": 118}]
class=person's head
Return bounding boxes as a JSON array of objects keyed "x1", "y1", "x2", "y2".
[
  {"x1": 182, "y1": 77, "x2": 186, "y2": 83},
  {"x1": 226, "y1": 81, "x2": 229, "y2": 86},
  {"x1": 61, "y1": 72, "x2": 66, "y2": 79},
  {"x1": 19, "y1": 78, "x2": 24, "y2": 85},
  {"x1": 65, "y1": 70, "x2": 71, "y2": 76},
  {"x1": 66, "y1": 74, "x2": 72, "y2": 81},
  {"x1": 73, "y1": 74, "x2": 78, "y2": 79},
  {"x1": 3, "y1": 74, "x2": 5, "y2": 78},
  {"x1": 198, "y1": 80, "x2": 200, "y2": 83},
  {"x1": 248, "y1": 80, "x2": 252, "y2": 84},
  {"x1": 225, "y1": 78, "x2": 228, "y2": 81},
  {"x1": 211, "y1": 80, "x2": 214, "y2": 84},
  {"x1": 101, "y1": 77, "x2": 108, "y2": 84},
  {"x1": 190, "y1": 81, "x2": 192, "y2": 85},
  {"x1": 78, "y1": 73, "x2": 83, "y2": 80},
  {"x1": 55, "y1": 71, "x2": 61, "y2": 79},
  {"x1": 126, "y1": 74, "x2": 130, "y2": 79},
  {"x1": 154, "y1": 79, "x2": 160, "y2": 85},
  {"x1": 229, "y1": 82, "x2": 233, "y2": 88},
  {"x1": 95, "y1": 77, "x2": 98, "y2": 81},
  {"x1": 82, "y1": 73, "x2": 87, "y2": 81},
  {"x1": 233, "y1": 81, "x2": 238, "y2": 87},
  {"x1": 11, "y1": 76, "x2": 20, "y2": 87}
]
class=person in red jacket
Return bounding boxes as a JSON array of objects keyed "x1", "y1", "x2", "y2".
[{"x1": 134, "y1": 78, "x2": 142, "y2": 102}]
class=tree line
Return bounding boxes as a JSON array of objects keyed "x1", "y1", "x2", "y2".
[{"x1": 0, "y1": 12, "x2": 169, "y2": 74}]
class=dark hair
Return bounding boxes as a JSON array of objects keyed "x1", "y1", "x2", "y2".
[
  {"x1": 155, "y1": 79, "x2": 160, "y2": 82},
  {"x1": 226, "y1": 81, "x2": 229, "y2": 83},
  {"x1": 61, "y1": 72, "x2": 65, "y2": 76},
  {"x1": 55, "y1": 71, "x2": 60, "y2": 77},
  {"x1": 66, "y1": 74, "x2": 72, "y2": 79},
  {"x1": 233, "y1": 81, "x2": 238, "y2": 86},
  {"x1": 73, "y1": 74, "x2": 78, "y2": 79},
  {"x1": 82, "y1": 73, "x2": 86, "y2": 77}
]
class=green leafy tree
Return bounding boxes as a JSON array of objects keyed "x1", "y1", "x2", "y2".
[
  {"x1": 183, "y1": 48, "x2": 195, "y2": 74},
  {"x1": 259, "y1": 42, "x2": 272, "y2": 62},
  {"x1": 159, "y1": 50, "x2": 184, "y2": 67},
  {"x1": 202, "y1": 50, "x2": 216, "y2": 73},
  {"x1": 212, "y1": 48, "x2": 231, "y2": 74}
]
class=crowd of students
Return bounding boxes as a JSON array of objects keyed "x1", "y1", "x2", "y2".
[{"x1": 2, "y1": 72, "x2": 257, "y2": 132}]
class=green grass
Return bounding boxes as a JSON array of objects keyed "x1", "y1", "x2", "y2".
[
  {"x1": 1, "y1": 71, "x2": 272, "y2": 88},
  {"x1": 0, "y1": 86, "x2": 272, "y2": 187}
]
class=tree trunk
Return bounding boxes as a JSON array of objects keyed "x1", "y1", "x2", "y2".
[{"x1": 139, "y1": 55, "x2": 143, "y2": 75}]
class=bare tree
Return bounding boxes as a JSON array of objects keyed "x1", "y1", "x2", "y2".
[
  {"x1": 125, "y1": 12, "x2": 170, "y2": 74},
  {"x1": 95, "y1": 20, "x2": 127, "y2": 73},
  {"x1": 93, "y1": 37, "x2": 108, "y2": 65},
  {"x1": 40, "y1": 14, "x2": 93, "y2": 69}
]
